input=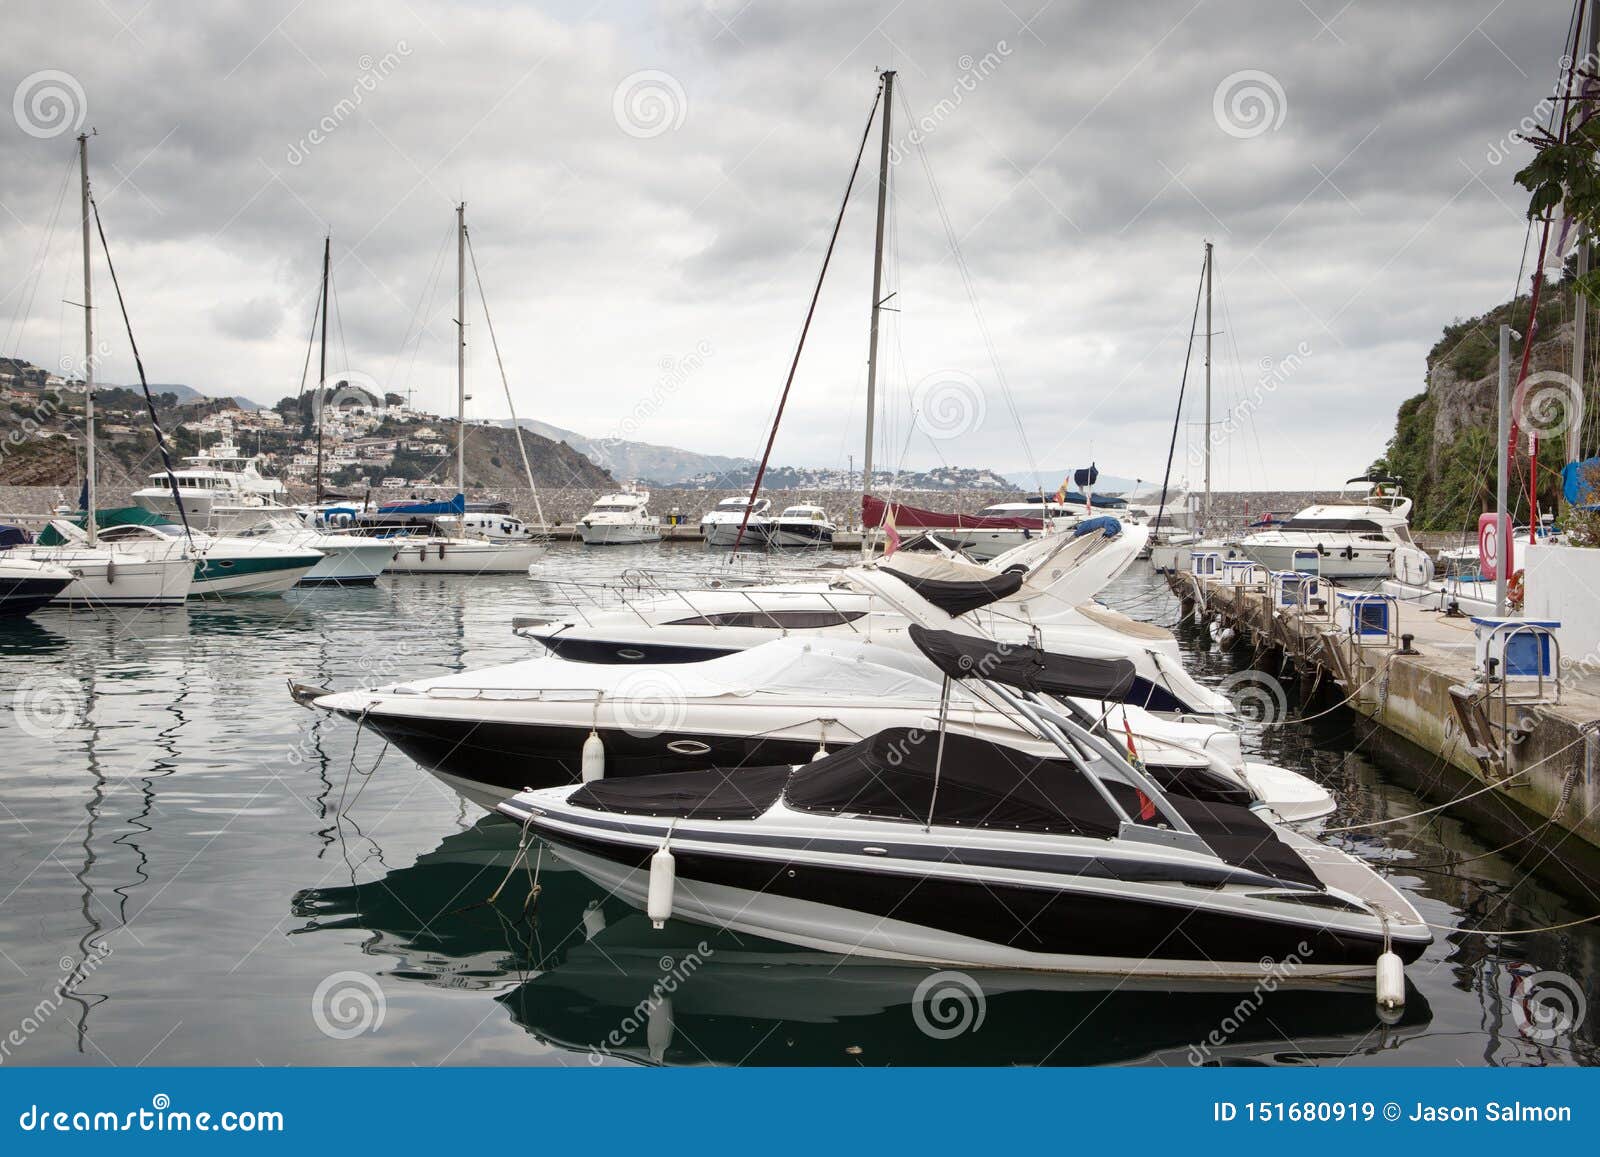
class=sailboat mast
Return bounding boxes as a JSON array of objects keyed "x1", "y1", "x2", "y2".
[
  {"x1": 78, "y1": 132, "x2": 97, "y2": 546},
  {"x1": 457, "y1": 202, "x2": 467, "y2": 499},
  {"x1": 1574, "y1": 0, "x2": 1598, "y2": 471},
  {"x1": 315, "y1": 235, "x2": 329, "y2": 503},
  {"x1": 861, "y1": 69, "x2": 895, "y2": 529},
  {"x1": 1203, "y1": 240, "x2": 1213, "y2": 528}
]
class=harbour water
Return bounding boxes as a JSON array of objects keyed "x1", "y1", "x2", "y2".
[{"x1": 1, "y1": 544, "x2": 1595, "y2": 1066}]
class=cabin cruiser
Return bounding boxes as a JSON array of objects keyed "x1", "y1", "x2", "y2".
[
  {"x1": 307, "y1": 629, "x2": 1328, "y2": 820},
  {"x1": 328, "y1": 512, "x2": 545, "y2": 574},
  {"x1": 0, "y1": 553, "x2": 74, "y2": 617},
  {"x1": 864, "y1": 494, "x2": 1081, "y2": 561},
  {"x1": 232, "y1": 517, "x2": 398, "y2": 586},
  {"x1": 1230, "y1": 478, "x2": 1424, "y2": 580},
  {"x1": 45, "y1": 511, "x2": 323, "y2": 596},
  {"x1": 437, "y1": 512, "x2": 542, "y2": 543},
  {"x1": 131, "y1": 440, "x2": 289, "y2": 533},
  {"x1": 771, "y1": 505, "x2": 836, "y2": 548},
  {"x1": 699, "y1": 497, "x2": 772, "y2": 547},
  {"x1": 3, "y1": 525, "x2": 192, "y2": 607},
  {"x1": 497, "y1": 626, "x2": 1429, "y2": 978},
  {"x1": 579, "y1": 490, "x2": 661, "y2": 546}
]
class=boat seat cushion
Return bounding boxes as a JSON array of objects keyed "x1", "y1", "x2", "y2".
[
  {"x1": 569, "y1": 764, "x2": 791, "y2": 820},
  {"x1": 1109, "y1": 784, "x2": 1318, "y2": 888}
]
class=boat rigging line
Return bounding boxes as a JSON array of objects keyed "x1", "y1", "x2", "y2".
[
  {"x1": 1153, "y1": 246, "x2": 1208, "y2": 536},
  {"x1": 731, "y1": 76, "x2": 885, "y2": 551}
]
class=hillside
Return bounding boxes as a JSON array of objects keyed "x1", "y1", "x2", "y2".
[
  {"x1": 499, "y1": 418, "x2": 754, "y2": 485},
  {"x1": 1379, "y1": 286, "x2": 1577, "y2": 531}
]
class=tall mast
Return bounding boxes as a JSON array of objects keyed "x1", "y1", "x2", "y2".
[
  {"x1": 861, "y1": 69, "x2": 895, "y2": 529},
  {"x1": 1574, "y1": 0, "x2": 1599, "y2": 471},
  {"x1": 78, "y1": 132, "x2": 97, "y2": 545},
  {"x1": 315, "y1": 235, "x2": 329, "y2": 503},
  {"x1": 456, "y1": 202, "x2": 467, "y2": 499},
  {"x1": 1203, "y1": 240, "x2": 1213, "y2": 528}
]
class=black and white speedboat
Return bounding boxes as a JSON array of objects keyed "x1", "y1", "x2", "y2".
[
  {"x1": 499, "y1": 626, "x2": 1429, "y2": 978},
  {"x1": 699, "y1": 497, "x2": 773, "y2": 547},
  {"x1": 307, "y1": 631, "x2": 1328, "y2": 818},
  {"x1": 770, "y1": 505, "x2": 836, "y2": 548},
  {"x1": 0, "y1": 555, "x2": 75, "y2": 617}
]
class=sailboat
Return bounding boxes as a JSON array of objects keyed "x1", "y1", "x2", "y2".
[
  {"x1": 372, "y1": 205, "x2": 543, "y2": 575},
  {"x1": 3, "y1": 133, "x2": 192, "y2": 608}
]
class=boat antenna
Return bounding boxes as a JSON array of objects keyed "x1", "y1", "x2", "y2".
[
  {"x1": 924, "y1": 673, "x2": 951, "y2": 832},
  {"x1": 1152, "y1": 246, "x2": 1208, "y2": 536},
  {"x1": 315, "y1": 234, "x2": 330, "y2": 504},
  {"x1": 87, "y1": 184, "x2": 195, "y2": 544},
  {"x1": 730, "y1": 74, "x2": 885, "y2": 551}
]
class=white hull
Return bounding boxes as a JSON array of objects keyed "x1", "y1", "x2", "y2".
[
  {"x1": 191, "y1": 565, "x2": 311, "y2": 596},
  {"x1": 384, "y1": 539, "x2": 545, "y2": 574},
  {"x1": 1235, "y1": 542, "x2": 1394, "y2": 579},
  {"x1": 579, "y1": 523, "x2": 660, "y2": 546},
  {"x1": 702, "y1": 522, "x2": 770, "y2": 547},
  {"x1": 13, "y1": 549, "x2": 192, "y2": 607},
  {"x1": 1380, "y1": 575, "x2": 1498, "y2": 617},
  {"x1": 300, "y1": 541, "x2": 396, "y2": 585}
]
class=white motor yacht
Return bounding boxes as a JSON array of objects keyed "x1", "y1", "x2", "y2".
[
  {"x1": 771, "y1": 504, "x2": 836, "y2": 548},
  {"x1": 579, "y1": 490, "x2": 661, "y2": 546},
  {"x1": 699, "y1": 497, "x2": 773, "y2": 547},
  {"x1": 75, "y1": 519, "x2": 322, "y2": 596},
  {"x1": 1230, "y1": 477, "x2": 1423, "y2": 580},
  {"x1": 235, "y1": 517, "x2": 398, "y2": 586},
  {"x1": 6, "y1": 528, "x2": 192, "y2": 607},
  {"x1": 131, "y1": 440, "x2": 289, "y2": 533}
]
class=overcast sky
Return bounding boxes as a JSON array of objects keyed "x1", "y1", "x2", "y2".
[{"x1": 0, "y1": 0, "x2": 1572, "y2": 489}]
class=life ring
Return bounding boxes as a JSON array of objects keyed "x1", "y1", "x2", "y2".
[{"x1": 1507, "y1": 569, "x2": 1525, "y2": 609}]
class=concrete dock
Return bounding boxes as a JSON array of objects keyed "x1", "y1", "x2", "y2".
[{"x1": 1171, "y1": 569, "x2": 1600, "y2": 857}]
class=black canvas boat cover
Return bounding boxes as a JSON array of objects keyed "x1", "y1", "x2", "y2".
[
  {"x1": 784, "y1": 728, "x2": 1120, "y2": 837},
  {"x1": 1107, "y1": 784, "x2": 1319, "y2": 888},
  {"x1": 908, "y1": 623, "x2": 1138, "y2": 701},
  {"x1": 881, "y1": 566, "x2": 1024, "y2": 616},
  {"x1": 569, "y1": 764, "x2": 791, "y2": 820}
]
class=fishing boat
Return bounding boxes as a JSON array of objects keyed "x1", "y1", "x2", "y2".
[
  {"x1": 579, "y1": 489, "x2": 661, "y2": 545},
  {"x1": 497, "y1": 626, "x2": 1429, "y2": 979},
  {"x1": 770, "y1": 504, "x2": 836, "y2": 548},
  {"x1": 699, "y1": 497, "x2": 773, "y2": 547}
]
